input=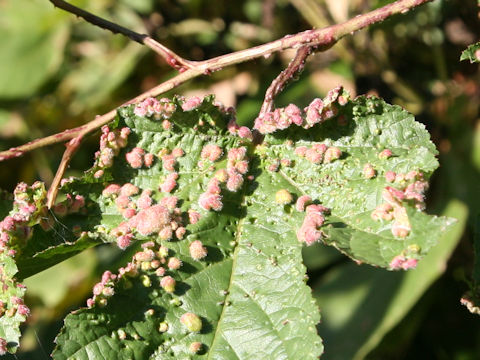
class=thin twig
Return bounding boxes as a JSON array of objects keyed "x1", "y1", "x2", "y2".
[
  {"x1": 49, "y1": 0, "x2": 196, "y2": 71},
  {"x1": 0, "y1": 0, "x2": 433, "y2": 162},
  {"x1": 259, "y1": 46, "x2": 312, "y2": 118},
  {"x1": 46, "y1": 135, "x2": 83, "y2": 209}
]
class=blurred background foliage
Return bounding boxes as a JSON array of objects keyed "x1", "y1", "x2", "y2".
[{"x1": 0, "y1": 0, "x2": 479, "y2": 358}]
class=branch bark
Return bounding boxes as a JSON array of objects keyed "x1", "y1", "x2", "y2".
[
  {"x1": 259, "y1": 46, "x2": 312, "y2": 118},
  {"x1": 46, "y1": 135, "x2": 83, "y2": 209},
  {"x1": 48, "y1": 0, "x2": 196, "y2": 71},
  {"x1": 0, "y1": 0, "x2": 433, "y2": 162}
]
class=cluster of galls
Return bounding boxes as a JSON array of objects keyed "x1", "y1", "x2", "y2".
[
  {"x1": 133, "y1": 97, "x2": 176, "y2": 130},
  {"x1": 371, "y1": 168, "x2": 428, "y2": 240},
  {"x1": 93, "y1": 125, "x2": 131, "y2": 179},
  {"x1": 0, "y1": 182, "x2": 48, "y2": 255},
  {"x1": 86, "y1": 241, "x2": 206, "y2": 352},
  {"x1": 254, "y1": 86, "x2": 349, "y2": 134},
  {"x1": 104, "y1": 184, "x2": 186, "y2": 249},
  {"x1": 273, "y1": 189, "x2": 330, "y2": 246},
  {"x1": 198, "y1": 146, "x2": 250, "y2": 211},
  {"x1": 294, "y1": 143, "x2": 342, "y2": 164},
  {"x1": 388, "y1": 244, "x2": 421, "y2": 270},
  {"x1": 0, "y1": 183, "x2": 47, "y2": 354}
]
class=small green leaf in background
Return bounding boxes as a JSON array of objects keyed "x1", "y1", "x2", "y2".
[
  {"x1": 0, "y1": 0, "x2": 70, "y2": 98},
  {"x1": 460, "y1": 42, "x2": 480, "y2": 64}
]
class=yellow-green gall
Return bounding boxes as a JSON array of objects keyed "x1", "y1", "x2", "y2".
[
  {"x1": 159, "y1": 321, "x2": 169, "y2": 332},
  {"x1": 275, "y1": 189, "x2": 293, "y2": 205},
  {"x1": 180, "y1": 312, "x2": 202, "y2": 332}
]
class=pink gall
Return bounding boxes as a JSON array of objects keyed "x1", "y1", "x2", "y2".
[
  {"x1": 160, "y1": 275, "x2": 176, "y2": 293},
  {"x1": 226, "y1": 170, "x2": 244, "y2": 192},
  {"x1": 144, "y1": 153, "x2": 155, "y2": 167},
  {"x1": 167, "y1": 257, "x2": 182, "y2": 270},
  {"x1": 94, "y1": 170, "x2": 104, "y2": 178},
  {"x1": 160, "y1": 172, "x2": 178, "y2": 193},
  {"x1": 117, "y1": 234, "x2": 132, "y2": 250},
  {"x1": 391, "y1": 221, "x2": 410, "y2": 238},
  {"x1": 305, "y1": 148, "x2": 323, "y2": 164},
  {"x1": 227, "y1": 147, "x2": 247, "y2": 162},
  {"x1": 235, "y1": 160, "x2": 249, "y2": 174},
  {"x1": 120, "y1": 183, "x2": 139, "y2": 197},
  {"x1": 296, "y1": 195, "x2": 312, "y2": 212},
  {"x1": 189, "y1": 342, "x2": 203, "y2": 354},
  {"x1": 171, "y1": 148, "x2": 184, "y2": 158},
  {"x1": 379, "y1": 149, "x2": 393, "y2": 159},
  {"x1": 175, "y1": 226, "x2": 186, "y2": 239},
  {"x1": 160, "y1": 196, "x2": 178, "y2": 209},
  {"x1": 385, "y1": 171, "x2": 396, "y2": 183},
  {"x1": 401, "y1": 258, "x2": 418, "y2": 270},
  {"x1": 294, "y1": 146, "x2": 308, "y2": 157},
  {"x1": 188, "y1": 210, "x2": 201, "y2": 224},
  {"x1": 189, "y1": 240, "x2": 208, "y2": 260},
  {"x1": 324, "y1": 147, "x2": 342, "y2": 163},
  {"x1": 201, "y1": 144, "x2": 223, "y2": 162},
  {"x1": 198, "y1": 192, "x2": 223, "y2": 211},
  {"x1": 207, "y1": 178, "x2": 221, "y2": 194},
  {"x1": 158, "y1": 226, "x2": 173, "y2": 241},
  {"x1": 125, "y1": 147, "x2": 145, "y2": 169},
  {"x1": 130, "y1": 204, "x2": 171, "y2": 236},
  {"x1": 238, "y1": 126, "x2": 253, "y2": 140},
  {"x1": 389, "y1": 255, "x2": 406, "y2": 270},
  {"x1": 102, "y1": 184, "x2": 121, "y2": 197},
  {"x1": 86, "y1": 298, "x2": 95, "y2": 308},
  {"x1": 162, "y1": 154, "x2": 177, "y2": 172},
  {"x1": 156, "y1": 267, "x2": 166, "y2": 277},
  {"x1": 227, "y1": 118, "x2": 240, "y2": 134},
  {"x1": 182, "y1": 96, "x2": 202, "y2": 111},
  {"x1": 162, "y1": 120, "x2": 172, "y2": 130},
  {"x1": 115, "y1": 195, "x2": 130, "y2": 210}
]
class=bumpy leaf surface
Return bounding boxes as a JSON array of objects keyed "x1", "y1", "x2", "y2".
[
  {"x1": 1, "y1": 91, "x2": 451, "y2": 358},
  {"x1": 260, "y1": 94, "x2": 452, "y2": 267},
  {"x1": 52, "y1": 97, "x2": 321, "y2": 359}
]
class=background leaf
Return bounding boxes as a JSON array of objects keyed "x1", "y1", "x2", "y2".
[
  {"x1": 0, "y1": 0, "x2": 70, "y2": 98},
  {"x1": 460, "y1": 42, "x2": 480, "y2": 64}
]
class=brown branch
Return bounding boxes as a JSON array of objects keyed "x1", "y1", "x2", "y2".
[
  {"x1": 48, "y1": 0, "x2": 196, "y2": 71},
  {"x1": 259, "y1": 46, "x2": 312, "y2": 118},
  {"x1": 0, "y1": 0, "x2": 433, "y2": 162},
  {"x1": 46, "y1": 135, "x2": 83, "y2": 209}
]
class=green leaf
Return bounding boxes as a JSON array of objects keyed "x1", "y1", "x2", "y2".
[
  {"x1": 5, "y1": 90, "x2": 448, "y2": 357},
  {"x1": 260, "y1": 92, "x2": 453, "y2": 268},
  {"x1": 0, "y1": 0, "x2": 70, "y2": 98},
  {"x1": 0, "y1": 253, "x2": 27, "y2": 354},
  {"x1": 312, "y1": 199, "x2": 467, "y2": 360},
  {"x1": 52, "y1": 96, "x2": 322, "y2": 359},
  {"x1": 460, "y1": 42, "x2": 480, "y2": 63}
]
